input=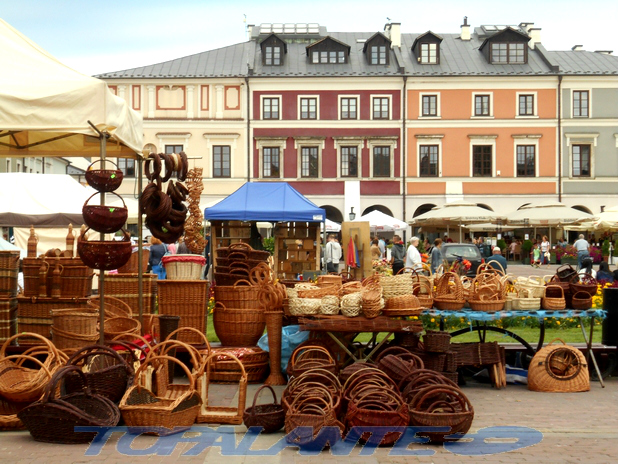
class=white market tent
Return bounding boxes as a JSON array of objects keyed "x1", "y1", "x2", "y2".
[
  {"x1": 0, "y1": 18, "x2": 143, "y2": 344},
  {"x1": 0, "y1": 18, "x2": 142, "y2": 157},
  {"x1": 354, "y1": 210, "x2": 407, "y2": 231}
]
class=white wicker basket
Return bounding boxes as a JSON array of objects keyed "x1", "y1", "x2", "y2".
[{"x1": 165, "y1": 261, "x2": 204, "y2": 280}]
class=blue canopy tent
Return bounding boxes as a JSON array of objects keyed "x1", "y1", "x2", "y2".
[{"x1": 204, "y1": 182, "x2": 325, "y2": 222}]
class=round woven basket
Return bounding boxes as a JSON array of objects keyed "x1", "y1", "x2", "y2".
[
  {"x1": 85, "y1": 160, "x2": 123, "y2": 192},
  {"x1": 213, "y1": 302, "x2": 266, "y2": 347},
  {"x1": 162, "y1": 254, "x2": 205, "y2": 280},
  {"x1": 77, "y1": 228, "x2": 132, "y2": 271},
  {"x1": 82, "y1": 192, "x2": 128, "y2": 234},
  {"x1": 528, "y1": 339, "x2": 589, "y2": 392}
]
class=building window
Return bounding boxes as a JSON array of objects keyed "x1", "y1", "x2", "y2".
[
  {"x1": 419, "y1": 145, "x2": 439, "y2": 177},
  {"x1": 340, "y1": 97, "x2": 357, "y2": 119},
  {"x1": 516, "y1": 145, "x2": 536, "y2": 177},
  {"x1": 262, "y1": 97, "x2": 280, "y2": 119},
  {"x1": 311, "y1": 50, "x2": 346, "y2": 64},
  {"x1": 165, "y1": 145, "x2": 183, "y2": 154},
  {"x1": 372, "y1": 97, "x2": 389, "y2": 119},
  {"x1": 473, "y1": 145, "x2": 492, "y2": 177},
  {"x1": 264, "y1": 46, "x2": 281, "y2": 65},
  {"x1": 572, "y1": 145, "x2": 591, "y2": 177},
  {"x1": 341, "y1": 146, "x2": 358, "y2": 177},
  {"x1": 118, "y1": 158, "x2": 135, "y2": 178},
  {"x1": 421, "y1": 95, "x2": 438, "y2": 117},
  {"x1": 474, "y1": 95, "x2": 491, "y2": 116},
  {"x1": 519, "y1": 95, "x2": 535, "y2": 116},
  {"x1": 301, "y1": 147, "x2": 319, "y2": 177},
  {"x1": 420, "y1": 43, "x2": 438, "y2": 64},
  {"x1": 213, "y1": 145, "x2": 231, "y2": 178},
  {"x1": 573, "y1": 91, "x2": 589, "y2": 118},
  {"x1": 372, "y1": 146, "x2": 390, "y2": 177},
  {"x1": 300, "y1": 98, "x2": 317, "y2": 119},
  {"x1": 262, "y1": 147, "x2": 280, "y2": 178},
  {"x1": 491, "y1": 43, "x2": 525, "y2": 63},
  {"x1": 370, "y1": 45, "x2": 387, "y2": 65}
]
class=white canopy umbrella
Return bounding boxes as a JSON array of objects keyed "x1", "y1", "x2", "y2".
[
  {"x1": 505, "y1": 201, "x2": 596, "y2": 244},
  {"x1": 593, "y1": 205, "x2": 618, "y2": 231},
  {"x1": 505, "y1": 201, "x2": 595, "y2": 226},
  {"x1": 465, "y1": 222, "x2": 516, "y2": 232},
  {"x1": 410, "y1": 201, "x2": 503, "y2": 241},
  {"x1": 354, "y1": 210, "x2": 407, "y2": 231},
  {"x1": 323, "y1": 219, "x2": 341, "y2": 232}
]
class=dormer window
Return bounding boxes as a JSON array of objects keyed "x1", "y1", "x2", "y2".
[
  {"x1": 306, "y1": 37, "x2": 350, "y2": 64},
  {"x1": 479, "y1": 27, "x2": 530, "y2": 64},
  {"x1": 363, "y1": 32, "x2": 391, "y2": 66},
  {"x1": 412, "y1": 32, "x2": 442, "y2": 65},
  {"x1": 260, "y1": 33, "x2": 287, "y2": 66}
]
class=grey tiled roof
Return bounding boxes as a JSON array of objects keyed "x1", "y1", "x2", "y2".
[
  {"x1": 95, "y1": 30, "x2": 618, "y2": 79},
  {"x1": 544, "y1": 50, "x2": 618, "y2": 75}
]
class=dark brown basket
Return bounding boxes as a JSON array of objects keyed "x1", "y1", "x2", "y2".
[
  {"x1": 82, "y1": 192, "x2": 128, "y2": 234},
  {"x1": 423, "y1": 330, "x2": 451, "y2": 353},
  {"x1": 64, "y1": 345, "x2": 135, "y2": 403},
  {"x1": 569, "y1": 274, "x2": 598, "y2": 298},
  {"x1": 85, "y1": 160, "x2": 124, "y2": 192},
  {"x1": 243, "y1": 385, "x2": 285, "y2": 433},
  {"x1": 571, "y1": 291, "x2": 592, "y2": 310},
  {"x1": 555, "y1": 264, "x2": 577, "y2": 282},
  {"x1": 77, "y1": 228, "x2": 132, "y2": 271},
  {"x1": 17, "y1": 365, "x2": 120, "y2": 443}
]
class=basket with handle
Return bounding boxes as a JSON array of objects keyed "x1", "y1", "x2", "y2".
[
  {"x1": 528, "y1": 339, "x2": 589, "y2": 392},
  {"x1": 63, "y1": 344, "x2": 134, "y2": 403},
  {"x1": 243, "y1": 385, "x2": 285, "y2": 433},
  {"x1": 412, "y1": 276, "x2": 434, "y2": 308},
  {"x1": 85, "y1": 159, "x2": 124, "y2": 192},
  {"x1": 284, "y1": 393, "x2": 344, "y2": 448},
  {"x1": 17, "y1": 365, "x2": 120, "y2": 443},
  {"x1": 119, "y1": 355, "x2": 202, "y2": 434},
  {"x1": 423, "y1": 330, "x2": 451, "y2": 353},
  {"x1": 555, "y1": 264, "x2": 578, "y2": 282},
  {"x1": 433, "y1": 272, "x2": 465, "y2": 310},
  {"x1": 212, "y1": 302, "x2": 265, "y2": 347},
  {"x1": 515, "y1": 275, "x2": 546, "y2": 299},
  {"x1": 199, "y1": 352, "x2": 247, "y2": 424},
  {"x1": 214, "y1": 279, "x2": 261, "y2": 310},
  {"x1": 511, "y1": 288, "x2": 541, "y2": 311},
  {"x1": 82, "y1": 192, "x2": 128, "y2": 234},
  {"x1": 570, "y1": 291, "x2": 592, "y2": 310},
  {"x1": 569, "y1": 274, "x2": 598, "y2": 298},
  {"x1": 77, "y1": 228, "x2": 132, "y2": 271},
  {"x1": 542, "y1": 285, "x2": 566, "y2": 310}
]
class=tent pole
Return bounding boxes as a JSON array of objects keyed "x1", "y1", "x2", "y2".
[
  {"x1": 137, "y1": 157, "x2": 144, "y2": 334},
  {"x1": 98, "y1": 133, "x2": 107, "y2": 346}
]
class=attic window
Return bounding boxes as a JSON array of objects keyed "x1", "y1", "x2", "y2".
[
  {"x1": 312, "y1": 50, "x2": 346, "y2": 64},
  {"x1": 264, "y1": 46, "x2": 282, "y2": 65},
  {"x1": 370, "y1": 45, "x2": 388, "y2": 65},
  {"x1": 491, "y1": 43, "x2": 525, "y2": 63},
  {"x1": 420, "y1": 43, "x2": 438, "y2": 64}
]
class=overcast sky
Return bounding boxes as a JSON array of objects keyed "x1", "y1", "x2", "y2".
[{"x1": 3, "y1": 0, "x2": 617, "y2": 76}]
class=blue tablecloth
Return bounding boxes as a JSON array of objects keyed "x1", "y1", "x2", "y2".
[{"x1": 421, "y1": 309, "x2": 606, "y2": 322}]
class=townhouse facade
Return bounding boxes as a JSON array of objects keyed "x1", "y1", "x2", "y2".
[{"x1": 97, "y1": 19, "x2": 618, "y2": 224}]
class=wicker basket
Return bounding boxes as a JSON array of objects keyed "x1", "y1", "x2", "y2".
[
  {"x1": 212, "y1": 302, "x2": 265, "y2": 347},
  {"x1": 515, "y1": 276, "x2": 546, "y2": 299},
  {"x1": 542, "y1": 285, "x2": 566, "y2": 310},
  {"x1": 423, "y1": 331, "x2": 451, "y2": 353},
  {"x1": 243, "y1": 385, "x2": 285, "y2": 433},
  {"x1": 320, "y1": 295, "x2": 340, "y2": 315},
  {"x1": 340, "y1": 292, "x2": 362, "y2": 317},
  {"x1": 413, "y1": 276, "x2": 434, "y2": 308},
  {"x1": 116, "y1": 250, "x2": 150, "y2": 274},
  {"x1": 17, "y1": 366, "x2": 120, "y2": 443},
  {"x1": 157, "y1": 280, "x2": 208, "y2": 344},
  {"x1": 0, "y1": 298, "x2": 18, "y2": 345},
  {"x1": 102, "y1": 316, "x2": 141, "y2": 341},
  {"x1": 17, "y1": 297, "x2": 91, "y2": 344},
  {"x1": 528, "y1": 339, "x2": 589, "y2": 392},
  {"x1": 555, "y1": 264, "x2": 578, "y2": 282},
  {"x1": 77, "y1": 228, "x2": 132, "y2": 271},
  {"x1": 214, "y1": 280, "x2": 261, "y2": 310},
  {"x1": 571, "y1": 291, "x2": 592, "y2": 310},
  {"x1": 317, "y1": 275, "x2": 343, "y2": 287},
  {"x1": 433, "y1": 272, "x2": 465, "y2": 311},
  {"x1": 512, "y1": 288, "x2": 542, "y2": 311},
  {"x1": 162, "y1": 254, "x2": 206, "y2": 280},
  {"x1": 85, "y1": 159, "x2": 124, "y2": 192},
  {"x1": 382, "y1": 293, "x2": 422, "y2": 316},
  {"x1": 569, "y1": 274, "x2": 598, "y2": 298},
  {"x1": 100, "y1": 273, "x2": 157, "y2": 317},
  {"x1": 379, "y1": 273, "x2": 414, "y2": 300},
  {"x1": 198, "y1": 352, "x2": 247, "y2": 424},
  {"x1": 0, "y1": 251, "x2": 20, "y2": 298},
  {"x1": 82, "y1": 192, "x2": 128, "y2": 234},
  {"x1": 120, "y1": 355, "x2": 202, "y2": 434},
  {"x1": 288, "y1": 297, "x2": 321, "y2": 316}
]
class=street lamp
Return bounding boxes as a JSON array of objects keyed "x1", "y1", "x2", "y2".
[{"x1": 349, "y1": 207, "x2": 356, "y2": 221}]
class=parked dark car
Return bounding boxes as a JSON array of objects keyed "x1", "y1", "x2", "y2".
[{"x1": 440, "y1": 243, "x2": 485, "y2": 277}]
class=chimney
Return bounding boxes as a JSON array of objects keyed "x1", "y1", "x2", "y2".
[
  {"x1": 572, "y1": 45, "x2": 584, "y2": 51},
  {"x1": 528, "y1": 28, "x2": 541, "y2": 49},
  {"x1": 385, "y1": 22, "x2": 401, "y2": 48},
  {"x1": 460, "y1": 16, "x2": 470, "y2": 41},
  {"x1": 247, "y1": 24, "x2": 255, "y2": 38}
]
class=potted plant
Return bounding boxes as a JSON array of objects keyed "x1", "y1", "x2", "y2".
[
  {"x1": 549, "y1": 249, "x2": 558, "y2": 264},
  {"x1": 521, "y1": 240, "x2": 533, "y2": 264},
  {"x1": 497, "y1": 239, "x2": 507, "y2": 254},
  {"x1": 602, "y1": 239, "x2": 611, "y2": 262}
]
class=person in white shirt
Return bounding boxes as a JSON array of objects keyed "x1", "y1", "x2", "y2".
[
  {"x1": 325, "y1": 234, "x2": 342, "y2": 273},
  {"x1": 405, "y1": 236, "x2": 422, "y2": 270},
  {"x1": 573, "y1": 234, "x2": 590, "y2": 270}
]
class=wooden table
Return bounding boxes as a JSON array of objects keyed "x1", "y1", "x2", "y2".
[{"x1": 298, "y1": 315, "x2": 423, "y2": 362}]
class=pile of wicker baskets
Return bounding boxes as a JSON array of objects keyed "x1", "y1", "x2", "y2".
[{"x1": 215, "y1": 242, "x2": 269, "y2": 286}]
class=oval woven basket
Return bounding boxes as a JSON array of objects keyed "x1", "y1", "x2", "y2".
[
  {"x1": 213, "y1": 302, "x2": 266, "y2": 347},
  {"x1": 85, "y1": 160, "x2": 123, "y2": 193},
  {"x1": 77, "y1": 228, "x2": 132, "y2": 271},
  {"x1": 528, "y1": 339, "x2": 589, "y2": 392},
  {"x1": 82, "y1": 192, "x2": 128, "y2": 234}
]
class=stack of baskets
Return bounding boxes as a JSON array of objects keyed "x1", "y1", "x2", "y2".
[
  {"x1": 0, "y1": 251, "x2": 20, "y2": 345},
  {"x1": 51, "y1": 307, "x2": 99, "y2": 350},
  {"x1": 215, "y1": 242, "x2": 269, "y2": 286},
  {"x1": 209, "y1": 347, "x2": 269, "y2": 383},
  {"x1": 512, "y1": 276, "x2": 545, "y2": 310},
  {"x1": 287, "y1": 279, "x2": 343, "y2": 317},
  {"x1": 158, "y1": 279, "x2": 209, "y2": 344}
]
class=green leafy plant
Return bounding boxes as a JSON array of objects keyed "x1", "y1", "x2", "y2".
[
  {"x1": 262, "y1": 237, "x2": 275, "y2": 255},
  {"x1": 496, "y1": 239, "x2": 507, "y2": 252},
  {"x1": 521, "y1": 239, "x2": 533, "y2": 255},
  {"x1": 602, "y1": 239, "x2": 611, "y2": 257}
]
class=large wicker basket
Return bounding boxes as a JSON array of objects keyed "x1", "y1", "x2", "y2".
[
  {"x1": 528, "y1": 339, "x2": 589, "y2": 392},
  {"x1": 162, "y1": 254, "x2": 206, "y2": 280},
  {"x1": 157, "y1": 280, "x2": 208, "y2": 344},
  {"x1": 212, "y1": 302, "x2": 265, "y2": 347}
]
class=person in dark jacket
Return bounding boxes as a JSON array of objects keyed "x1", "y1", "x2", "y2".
[
  {"x1": 148, "y1": 236, "x2": 167, "y2": 279},
  {"x1": 390, "y1": 235, "x2": 406, "y2": 275},
  {"x1": 430, "y1": 238, "x2": 443, "y2": 275}
]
